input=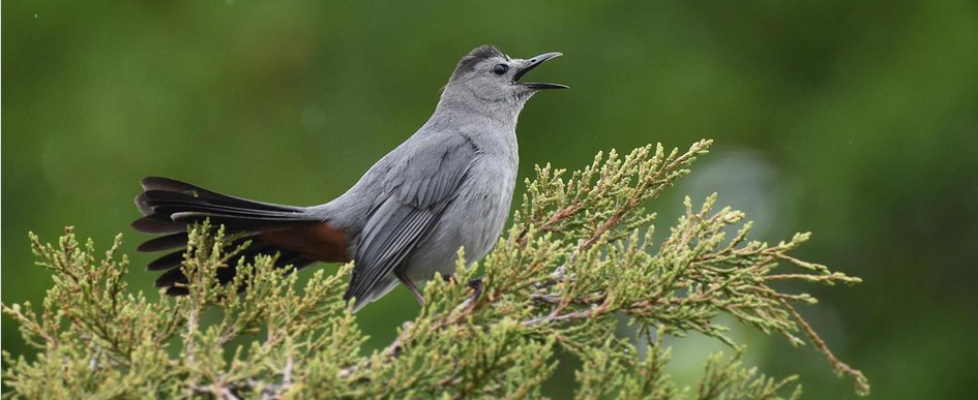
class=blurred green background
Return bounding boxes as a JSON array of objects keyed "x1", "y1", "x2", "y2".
[{"x1": 4, "y1": 1, "x2": 977, "y2": 398}]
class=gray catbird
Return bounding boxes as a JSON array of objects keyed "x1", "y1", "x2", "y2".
[{"x1": 133, "y1": 45, "x2": 566, "y2": 311}]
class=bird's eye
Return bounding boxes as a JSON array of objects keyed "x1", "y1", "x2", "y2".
[{"x1": 492, "y1": 64, "x2": 509, "y2": 75}]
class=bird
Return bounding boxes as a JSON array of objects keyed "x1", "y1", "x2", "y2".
[{"x1": 132, "y1": 45, "x2": 567, "y2": 311}]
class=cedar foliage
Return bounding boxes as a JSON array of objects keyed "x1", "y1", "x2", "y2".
[{"x1": 2, "y1": 140, "x2": 869, "y2": 399}]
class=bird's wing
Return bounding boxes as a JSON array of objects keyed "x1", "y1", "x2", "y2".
[{"x1": 344, "y1": 133, "x2": 479, "y2": 305}]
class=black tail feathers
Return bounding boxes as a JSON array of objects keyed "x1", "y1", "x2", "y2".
[{"x1": 132, "y1": 177, "x2": 320, "y2": 294}]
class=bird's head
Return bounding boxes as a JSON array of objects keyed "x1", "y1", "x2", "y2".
[{"x1": 444, "y1": 45, "x2": 567, "y2": 106}]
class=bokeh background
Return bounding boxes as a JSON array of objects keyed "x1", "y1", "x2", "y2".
[{"x1": 4, "y1": 1, "x2": 977, "y2": 398}]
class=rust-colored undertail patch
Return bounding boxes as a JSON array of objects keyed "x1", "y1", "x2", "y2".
[{"x1": 260, "y1": 222, "x2": 350, "y2": 263}]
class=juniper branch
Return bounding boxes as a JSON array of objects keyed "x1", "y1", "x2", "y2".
[{"x1": 1, "y1": 140, "x2": 869, "y2": 399}]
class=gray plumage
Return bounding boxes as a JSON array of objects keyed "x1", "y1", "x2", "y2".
[{"x1": 133, "y1": 45, "x2": 566, "y2": 310}]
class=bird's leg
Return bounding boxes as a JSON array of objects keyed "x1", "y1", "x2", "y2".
[{"x1": 395, "y1": 270, "x2": 425, "y2": 305}]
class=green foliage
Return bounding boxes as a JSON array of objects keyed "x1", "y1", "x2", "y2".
[{"x1": 2, "y1": 141, "x2": 868, "y2": 399}]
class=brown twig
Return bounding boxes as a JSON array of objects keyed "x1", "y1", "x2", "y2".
[{"x1": 779, "y1": 298, "x2": 870, "y2": 396}]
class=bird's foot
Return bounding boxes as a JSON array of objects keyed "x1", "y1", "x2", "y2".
[
  {"x1": 467, "y1": 277, "x2": 484, "y2": 301},
  {"x1": 440, "y1": 274, "x2": 484, "y2": 302}
]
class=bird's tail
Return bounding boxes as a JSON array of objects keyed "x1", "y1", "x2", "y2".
[{"x1": 133, "y1": 177, "x2": 349, "y2": 294}]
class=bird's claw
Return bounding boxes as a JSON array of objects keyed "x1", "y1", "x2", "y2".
[
  {"x1": 440, "y1": 274, "x2": 484, "y2": 301},
  {"x1": 467, "y1": 278, "x2": 484, "y2": 300}
]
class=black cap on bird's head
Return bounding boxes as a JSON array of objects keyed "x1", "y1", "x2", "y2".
[
  {"x1": 447, "y1": 45, "x2": 567, "y2": 102},
  {"x1": 455, "y1": 45, "x2": 507, "y2": 73}
]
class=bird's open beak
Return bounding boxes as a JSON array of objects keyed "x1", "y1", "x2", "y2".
[{"x1": 514, "y1": 52, "x2": 568, "y2": 90}]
